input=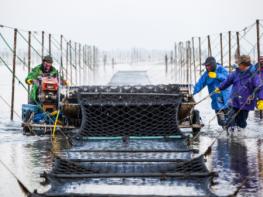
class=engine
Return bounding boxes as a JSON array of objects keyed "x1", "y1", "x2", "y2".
[{"x1": 38, "y1": 76, "x2": 59, "y2": 112}]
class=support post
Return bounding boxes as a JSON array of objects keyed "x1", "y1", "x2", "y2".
[
  {"x1": 60, "y1": 35, "x2": 63, "y2": 80},
  {"x1": 186, "y1": 41, "x2": 189, "y2": 85},
  {"x1": 66, "y1": 41, "x2": 69, "y2": 82},
  {"x1": 179, "y1": 42, "x2": 183, "y2": 82},
  {"x1": 256, "y1": 19, "x2": 262, "y2": 119},
  {"x1": 10, "y1": 29, "x2": 17, "y2": 121},
  {"x1": 236, "y1": 31, "x2": 240, "y2": 60},
  {"x1": 256, "y1": 19, "x2": 261, "y2": 70},
  {"x1": 220, "y1": 33, "x2": 223, "y2": 65},
  {"x1": 93, "y1": 46, "x2": 96, "y2": 69},
  {"x1": 174, "y1": 42, "x2": 177, "y2": 65},
  {"x1": 75, "y1": 42, "x2": 77, "y2": 85},
  {"x1": 69, "y1": 40, "x2": 73, "y2": 85},
  {"x1": 27, "y1": 31, "x2": 31, "y2": 102},
  {"x1": 198, "y1": 37, "x2": 202, "y2": 75},
  {"x1": 83, "y1": 45, "x2": 86, "y2": 84},
  {"x1": 188, "y1": 41, "x2": 192, "y2": 93},
  {"x1": 192, "y1": 37, "x2": 196, "y2": 83},
  {"x1": 174, "y1": 42, "x2": 177, "y2": 83},
  {"x1": 228, "y1": 31, "x2": 232, "y2": 72},
  {"x1": 41, "y1": 31, "x2": 44, "y2": 58},
  {"x1": 79, "y1": 43, "x2": 81, "y2": 85},
  {"x1": 48, "y1": 33, "x2": 51, "y2": 56},
  {"x1": 207, "y1": 35, "x2": 212, "y2": 56}
]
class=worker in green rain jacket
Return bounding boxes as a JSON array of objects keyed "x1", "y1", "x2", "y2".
[{"x1": 25, "y1": 55, "x2": 58, "y2": 103}]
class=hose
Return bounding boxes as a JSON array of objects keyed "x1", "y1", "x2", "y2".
[{"x1": 52, "y1": 110, "x2": 60, "y2": 138}]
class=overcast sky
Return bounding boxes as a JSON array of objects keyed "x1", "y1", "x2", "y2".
[{"x1": 0, "y1": 0, "x2": 263, "y2": 50}]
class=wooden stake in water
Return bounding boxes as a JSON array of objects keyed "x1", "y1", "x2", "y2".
[
  {"x1": 220, "y1": 33, "x2": 223, "y2": 65},
  {"x1": 48, "y1": 33, "x2": 51, "y2": 56},
  {"x1": 41, "y1": 31, "x2": 44, "y2": 58},
  {"x1": 236, "y1": 31, "x2": 240, "y2": 58},
  {"x1": 207, "y1": 35, "x2": 212, "y2": 56},
  {"x1": 256, "y1": 19, "x2": 263, "y2": 119},
  {"x1": 66, "y1": 41, "x2": 69, "y2": 82},
  {"x1": 60, "y1": 35, "x2": 63, "y2": 79},
  {"x1": 27, "y1": 31, "x2": 31, "y2": 103},
  {"x1": 228, "y1": 31, "x2": 232, "y2": 72},
  {"x1": 79, "y1": 43, "x2": 81, "y2": 85},
  {"x1": 10, "y1": 29, "x2": 17, "y2": 121},
  {"x1": 192, "y1": 37, "x2": 196, "y2": 83},
  {"x1": 198, "y1": 37, "x2": 202, "y2": 75},
  {"x1": 74, "y1": 42, "x2": 77, "y2": 85}
]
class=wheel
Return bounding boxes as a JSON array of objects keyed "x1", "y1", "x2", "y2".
[
  {"x1": 191, "y1": 110, "x2": 201, "y2": 134},
  {"x1": 22, "y1": 111, "x2": 34, "y2": 135},
  {"x1": 22, "y1": 126, "x2": 31, "y2": 135}
]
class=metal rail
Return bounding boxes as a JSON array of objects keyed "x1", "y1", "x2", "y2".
[
  {"x1": 63, "y1": 149, "x2": 199, "y2": 153},
  {"x1": 43, "y1": 172, "x2": 216, "y2": 179}
]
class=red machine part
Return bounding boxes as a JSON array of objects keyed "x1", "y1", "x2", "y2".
[{"x1": 41, "y1": 77, "x2": 59, "y2": 91}]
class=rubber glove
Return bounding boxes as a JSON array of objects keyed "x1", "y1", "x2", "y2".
[
  {"x1": 51, "y1": 111, "x2": 58, "y2": 116},
  {"x1": 26, "y1": 79, "x2": 33, "y2": 85},
  {"x1": 208, "y1": 72, "x2": 217, "y2": 78},
  {"x1": 257, "y1": 100, "x2": 263, "y2": 110},
  {"x1": 214, "y1": 88, "x2": 221, "y2": 94},
  {"x1": 63, "y1": 80, "x2": 70, "y2": 86}
]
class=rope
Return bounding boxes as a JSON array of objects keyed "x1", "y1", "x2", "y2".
[
  {"x1": 52, "y1": 111, "x2": 60, "y2": 138},
  {"x1": 0, "y1": 24, "x2": 28, "y2": 32}
]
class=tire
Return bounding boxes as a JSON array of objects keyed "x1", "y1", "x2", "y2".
[
  {"x1": 23, "y1": 126, "x2": 31, "y2": 135},
  {"x1": 191, "y1": 110, "x2": 201, "y2": 133},
  {"x1": 22, "y1": 111, "x2": 33, "y2": 135}
]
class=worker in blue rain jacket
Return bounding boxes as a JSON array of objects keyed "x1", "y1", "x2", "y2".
[{"x1": 193, "y1": 56, "x2": 231, "y2": 127}]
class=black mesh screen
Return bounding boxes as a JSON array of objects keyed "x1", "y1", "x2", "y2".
[
  {"x1": 78, "y1": 92, "x2": 183, "y2": 137},
  {"x1": 30, "y1": 84, "x2": 217, "y2": 197}
]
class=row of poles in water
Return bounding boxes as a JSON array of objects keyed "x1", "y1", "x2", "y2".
[{"x1": 164, "y1": 19, "x2": 262, "y2": 87}]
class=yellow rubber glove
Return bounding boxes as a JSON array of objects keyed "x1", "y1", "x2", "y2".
[
  {"x1": 51, "y1": 110, "x2": 58, "y2": 116},
  {"x1": 208, "y1": 72, "x2": 217, "y2": 78},
  {"x1": 64, "y1": 80, "x2": 70, "y2": 86},
  {"x1": 257, "y1": 100, "x2": 263, "y2": 110},
  {"x1": 214, "y1": 88, "x2": 221, "y2": 94},
  {"x1": 26, "y1": 79, "x2": 33, "y2": 85}
]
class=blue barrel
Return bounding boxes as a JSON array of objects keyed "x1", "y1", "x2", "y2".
[{"x1": 22, "y1": 104, "x2": 40, "y2": 122}]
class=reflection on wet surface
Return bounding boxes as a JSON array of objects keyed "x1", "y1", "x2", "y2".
[{"x1": 1, "y1": 110, "x2": 263, "y2": 196}]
